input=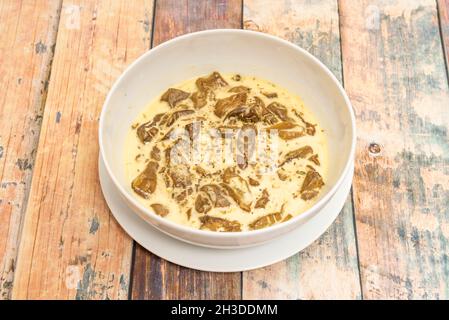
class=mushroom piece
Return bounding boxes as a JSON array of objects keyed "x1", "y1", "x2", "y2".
[
  {"x1": 249, "y1": 212, "x2": 283, "y2": 230},
  {"x1": 186, "y1": 208, "x2": 192, "y2": 220},
  {"x1": 214, "y1": 92, "x2": 248, "y2": 118},
  {"x1": 228, "y1": 85, "x2": 251, "y2": 93},
  {"x1": 164, "y1": 138, "x2": 190, "y2": 164},
  {"x1": 279, "y1": 146, "x2": 314, "y2": 166},
  {"x1": 185, "y1": 121, "x2": 202, "y2": 142},
  {"x1": 194, "y1": 165, "x2": 208, "y2": 177},
  {"x1": 195, "y1": 192, "x2": 213, "y2": 214},
  {"x1": 190, "y1": 91, "x2": 208, "y2": 109},
  {"x1": 165, "y1": 109, "x2": 195, "y2": 127},
  {"x1": 260, "y1": 105, "x2": 279, "y2": 125},
  {"x1": 136, "y1": 113, "x2": 164, "y2": 143},
  {"x1": 200, "y1": 184, "x2": 231, "y2": 208},
  {"x1": 267, "y1": 121, "x2": 297, "y2": 130},
  {"x1": 221, "y1": 168, "x2": 252, "y2": 212},
  {"x1": 294, "y1": 110, "x2": 316, "y2": 136},
  {"x1": 150, "y1": 203, "x2": 169, "y2": 217},
  {"x1": 267, "y1": 121, "x2": 305, "y2": 140},
  {"x1": 262, "y1": 91, "x2": 278, "y2": 98},
  {"x1": 255, "y1": 189, "x2": 270, "y2": 209},
  {"x1": 175, "y1": 189, "x2": 188, "y2": 203},
  {"x1": 308, "y1": 154, "x2": 320, "y2": 166},
  {"x1": 224, "y1": 97, "x2": 264, "y2": 123},
  {"x1": 236, "y1": 125, "x2": 257, "y2": 170},
  {"x1": 131, "y1": 161, "x2": 159, "y2": 199},
  {"x1": 300, "y1": 168, "x2": 324, "y2": 201},
  {"x1": 248, "y1": 177, "x2": 260, "y2": 186},
  {"x1": 277, "y1": 168, "x2": 288, "y2": 181},
  {"x1": 160, "y1": 88, "x2": 190, "y2": 108},
  {"x1": 278, "y1": 129, "x2": 306, "y2": 140},
  {"x1": 266, "y1": 102, "x2": 291, "y2": 122},
  {"x1": 195, "y1": 71, "x2": 228, "y2": 92},
  {"x1": 190, "y1": 71, "x2": 227, "y2": 109},
  {"x1": 150, "y1": 146, "x2": 161, "y2": 161},
  {"x1": 168, "y1": 164, "x2": 192, "y2": 188},
  {"x1": 199, "y1": 215, "x2": 241, "y2": 232}
]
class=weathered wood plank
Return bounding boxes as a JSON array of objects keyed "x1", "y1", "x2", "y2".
[
  {"x1": 131, "y1": 0, "x2": 243, "y2": 300},
  {"x1": 438, "y1": 0, "x2": 449, "y2": 72},
  {"x1": 242, "y1": 0, "x2": 361, "y2": 299},
  {"x1": 0, "y1": 0, "x2": 62, "y2": 300},
  {"x1": 132, "y1": 243, "x2": 242, "y2": 300},
  {"x1": 12, "y1": 0, "x2": 154, "y2": 299},
  {"x1": 340, "y1": 0, "x2": 449, "y2": 299},
  {"x1": 152, "y1": 0, "x2": 242, "y2": 46}
]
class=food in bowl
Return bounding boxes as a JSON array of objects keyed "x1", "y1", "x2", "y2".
[{"x1": 124, "y1": 71, "x2": 328, "y2": 232}]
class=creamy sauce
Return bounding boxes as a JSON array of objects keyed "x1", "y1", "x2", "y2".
[{"x1": 125, "y1": 73, "x2": 328, "y2": 231}]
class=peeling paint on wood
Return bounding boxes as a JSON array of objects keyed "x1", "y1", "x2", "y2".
[
  {"x1": 15, "y1": 159, "x2": 32, "y2": 171},
  {"x1": 89, "y1": 217, "x2": 99, "y2": 235},
  {"x1": 130, "y1": 0, "x2": 243, "y2": 300},
  {"x1": 340, "y1": 0, "x2": 449, "y2": 299},
  {"x1": 11, "y1": 0, "x2": 154, "y2": 300},
  {"x1": 241, "y1": 0, "x2": 361, "y2": 300},
  {"x1": 75, "y1": 263, "x2": 95, "y2": 300},
  {"x1": 0, "y1": 0, "x2": 62, "y2": 300},
  {"x1": 35, "y1": 41, "x2": 48, "y2": 54},
  {"x1": 56, "y1": 111, "x2": 62, "y2": 123}
]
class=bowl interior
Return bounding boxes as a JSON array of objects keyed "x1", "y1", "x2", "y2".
[{"x1": 101, "y1": 30, "x2": 354, "y2": 216}]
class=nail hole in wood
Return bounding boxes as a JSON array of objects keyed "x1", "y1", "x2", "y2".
[{"x1": 368, "y1": 142, "x2": 381, "y2": 155}]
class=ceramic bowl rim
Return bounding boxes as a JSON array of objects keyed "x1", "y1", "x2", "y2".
[{"x1": 98, "y1": 29, "x2": 356, "y2": 239}]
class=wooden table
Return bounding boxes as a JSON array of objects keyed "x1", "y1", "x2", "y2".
[{"x1": 1, "y1": 0, "x2": 449, "y2": 300}]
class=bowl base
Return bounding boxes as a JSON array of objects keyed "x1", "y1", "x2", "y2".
[{"x1": 99, "y1": 155, "x2": 353, "y2": 272}]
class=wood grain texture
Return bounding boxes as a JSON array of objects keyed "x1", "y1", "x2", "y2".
[
  {"x1": 152, "y1": 0, "x2": 242, "y2": 45},
  {"x1": 340, "y1": 0, "x2": 449, "y2": 299},
  {"x1": 132, "y1": 243, "x2": 242, "y2": 300},
  {"x1": 438, "y1": 0, "x2": 449, "y2": 73},
  {"x1": 131, "y1": 0, "x2": 243, "y2": 300},
  {"x1": 0, "y1": 0, "x2": 62, "y2": 300},
  {"x1": 11, "y1": 0, "x2": 154, "y2": 299},
  {"x1": 242, "y1": 0, "x2": 361, "y2": 299}
]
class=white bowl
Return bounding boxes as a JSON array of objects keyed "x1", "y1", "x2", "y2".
[{"x1": 99, "y1": 29, "x2": 356, "y2": 249}]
